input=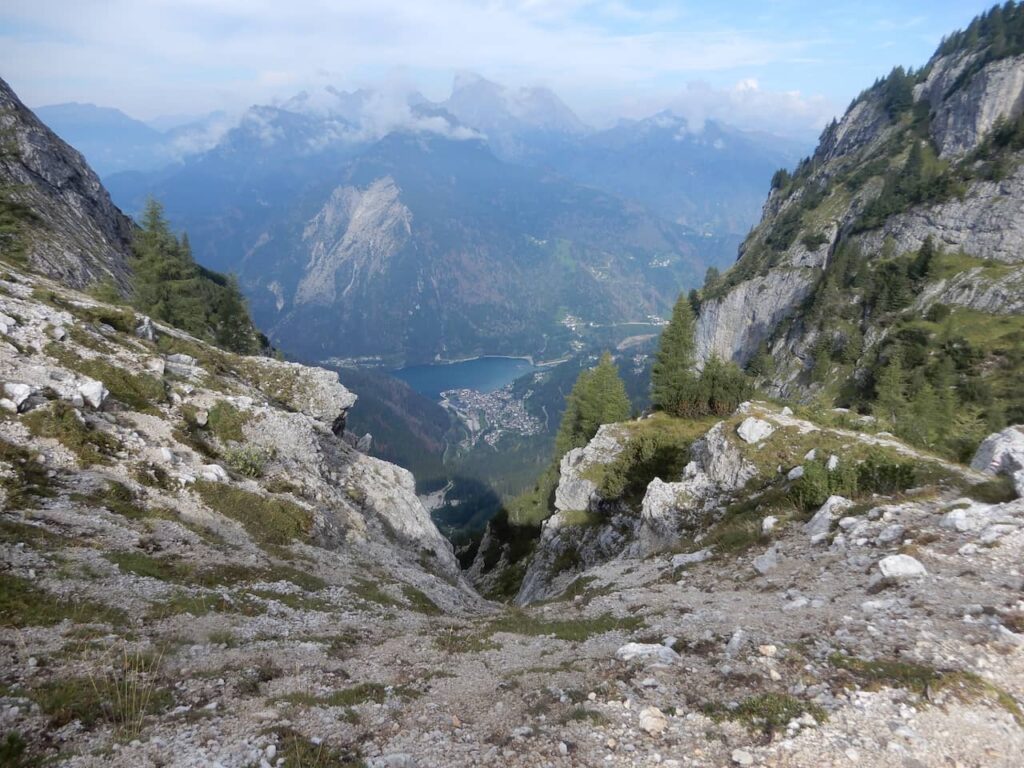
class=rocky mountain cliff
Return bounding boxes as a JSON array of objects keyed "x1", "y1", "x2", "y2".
[
  {"x1": 0, "y1": 77, "x2": 134, "y2": 291},
  {"x1": 692, "y1": 28, "x2": 1024, "y2": 416}
]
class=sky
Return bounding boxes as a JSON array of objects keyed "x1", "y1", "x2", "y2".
[{"x1": 0, "y1": 0, "x2": 1001, "y2": 138}]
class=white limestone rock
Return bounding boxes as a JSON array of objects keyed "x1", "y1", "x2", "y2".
[
  {"x1": 736, "y1": 417, "x2": 775, "y2": 444},
  {"x1": 615, "y1": 643, "x2": 680, "y2": 665},
  {"x1": 878, "y1": 554, "x2": 927, "y2": 580},
  {"x1": 77, "y1": 379, "x2": 108, "y2": 409}
]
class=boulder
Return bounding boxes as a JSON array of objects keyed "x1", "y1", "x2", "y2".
[
  {"x1": 3, "y1": 382, "x2": 33, "y2": 410},
  {"x1": 971, "y1": 426, "x2": 1024, "y2": 478},
  {"x1": 878, "y1": 554, "x2": 927, "y2": 580},
  {"x1": 736, "y1": 417, "x2": 775, "y2": 444},
  {"x1": 671, "y1": 548, "x2": 713, "y2": 569},
  {"x1": 615, "y1": 643, "x2": 680, "y2": 665},
  {"x1": 638, "y1": 706, "x2": 668, "y2": 736},
  {"x1": 804, "y1": 495, "x2": 852, "y2": 539},
  {"x1": 77, "y1": 379, "x2": 108, "y2": 409},
  {"x1": 134, "y1": 315, "x2": 156, "y2": 341},
  {"x1": 200, "y1": 464, "x2": 229, "y2": 483},
  {"x1": 753, "y1": 545, "x2": 779, "y2": 575}
]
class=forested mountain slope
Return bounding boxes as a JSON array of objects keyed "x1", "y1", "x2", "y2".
[{"x1": 692, "y1": 5, "x2": 1024, "y2": 461}]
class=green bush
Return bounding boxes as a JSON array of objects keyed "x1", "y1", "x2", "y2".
[{"x1": 224, "y1": 445, "x2": 272, "y2": 478}]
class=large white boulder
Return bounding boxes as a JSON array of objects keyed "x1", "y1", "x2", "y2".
[
  {"x1": 878, "y1": 554, "x2": 927, "y2": 580},
  {"x1": 736, "y1": 417, "x2": 775, "y2": 444},
  {"x1": 77, "y1": 379, "x2": 108, "y2": 409},
  {"x1": 3, "y1": 382, "x2": 33, "y2": 410}
]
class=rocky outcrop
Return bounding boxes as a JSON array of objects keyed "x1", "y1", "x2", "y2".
[
  {"x1": 857, "y1": 164, "x2": 1024, "y2": 265},
  {"x1": 972, "y1": 425, "x2": 1024, "y2": 496},
  {"x1": 0, "y1": 265, "x2": 462, "y2": 581},
  {"x1": 0, "y1": 77, "x2": 133, "y2": 290},
  {"x1": 553, "y1": 424, "x2": 629, "y2": 513},
  {"x1": 922, "y1": 53, "x2": 1024, "y2": 158}
]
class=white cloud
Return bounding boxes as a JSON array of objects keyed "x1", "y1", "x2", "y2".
[{"x1": 1, "y1": 0, "x2": 823, "y2": 135}]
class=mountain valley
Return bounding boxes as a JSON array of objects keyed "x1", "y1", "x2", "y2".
[{"x1": 4, "y1": 4, "x2": 1024, "y2": 767}]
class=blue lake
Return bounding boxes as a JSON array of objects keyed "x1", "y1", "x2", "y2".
[{"x1": 392, "y1": 356, "x2": 537, "y2": 399}]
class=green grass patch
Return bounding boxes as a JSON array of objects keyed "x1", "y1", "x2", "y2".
[
  {"x1": 0, "y1": 518, "x2": 65, "y2": 549},
  {"x1": 0, "y1": 440, "x2": 56, "y2": 508},
  {"x1": 487, "y1": 610, "x2": 644, "y2": 642},
  {"x1": 44, "y1": 344, "x2": 165, "y2": 413},
  {"x1": 0, "y1": 573, "x2": 125, "y2": 628},
  {"x1": 400, "y1": 583, "x2": 441, "y2": 615},
  {"x1": 194, "y1": 481, "x2": 312, "y2": 546},
  {"x1": 966, "y1": 476, "x2": 1018, "y2": 504},
  {"x1": 23, "y1": 401, "x2": 121, "y2": 465},
  {"x1": 30, "y1": 672, "x2": 173, "y2": 731},
  {"x1": 702, "y1": 693, "x2": 826, "y2": 736},
  {"x1": 206, "y1": 400, "x2": 250, "y2": 443},
  {"x1": 349, "y1": 577, "x2": 400, "y2": 608},
  {"x1": 265, "y1": 727, "x2": 363, "y2": 768},
  {"x1": 830, "y1": 653, "x2": 1024, "y2": 725}
]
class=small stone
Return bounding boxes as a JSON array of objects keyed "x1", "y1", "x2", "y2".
[
  {"x1": 50, "y1": 325, "x2": 67, "y2": 341},
  {"x1": 826, "y1": 454, "x2": 840, "y2": 471},
  {"x1": 558, "y1": 742, "x2": 569, "y2": 755},
  {"x1": 804, "y1": 495, "x2": 853, "y2": 538},
  {"x1": 803, "y1": 448, "x2": 817, "y2": 461},
  {"x1": 725, "y1": 628, "x2": 747, "y2": 658},
  {"x1": 638, "y1": 706, "x2": 668, "y2": 735},
  {"x1": 761, "y1": 515, "x2": 778, "y2": 533},
  {"x1": 787, "y1": 465, "x2": 805, "y2": 481},
  {"x1": 195, "y1": 409, "x2": 209, "y2": 427},
  {"x1": 737, "y1": 417, "x2": 775, "y2": 444},
  {"x1": 265, "y1": 745, "x2": 277, "y2": 760},
  {"x1": 731, "y1": 749, "x2": 754, "y2": 766},
  {"x1": 758, "y1": 644, "x2": 777, "y2": 657}
]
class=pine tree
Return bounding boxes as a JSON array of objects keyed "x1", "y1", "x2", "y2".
[
  {"x1": 651, "y1": 295, "x2": 698, "y2": 415},
  {"x1": 873, "y1": 352, "x2": 907, "y2": 428},
  {"x1": 554, "y1": 353, "x2": 630, "y2": 457}
]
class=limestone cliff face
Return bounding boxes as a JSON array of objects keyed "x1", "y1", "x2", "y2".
[
  {"x1": 295, "y1": 177, "x2": 413, "y2": 306},
  {"x1": 0, "y1": 77, "x2": 133, "y2": 290},
  {"x1": 693, "y1": 48, "x2": 1024, "y2": 395}
]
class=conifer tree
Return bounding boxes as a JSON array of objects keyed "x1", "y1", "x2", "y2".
[
  {"x1": 651, "y1": 295, "x2": 698, "y2": 415},
  {"x1": 873, "y1": 352, "x2": 907, "y2": 428},
  {"x1": 554, "y1": 353, "x2": 630, "y2": 457}
]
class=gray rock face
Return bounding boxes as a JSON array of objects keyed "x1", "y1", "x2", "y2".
[
  {"x1": 553, "y1": 424, "x2": 627, "y2": 513},
  {"x1": 0, "y1": 77, "x2": 133, "y2": 290},
  {"x1": 694, "y1": 267, "x2": 816, "y2": 367},
  {"x1": 923, "y1": 53, "x2": 1024, "y2": 159},
  {"x1": 857, "y1": 164, "x2": 1024, "y2": 266},
  {"x1": 971, "y1": 426, "x2": 1024, "y2": 478}
]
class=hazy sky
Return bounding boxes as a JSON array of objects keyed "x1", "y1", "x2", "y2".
[{"x1": 0, "y1": 1, "x2": 999, "y2": 136}]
